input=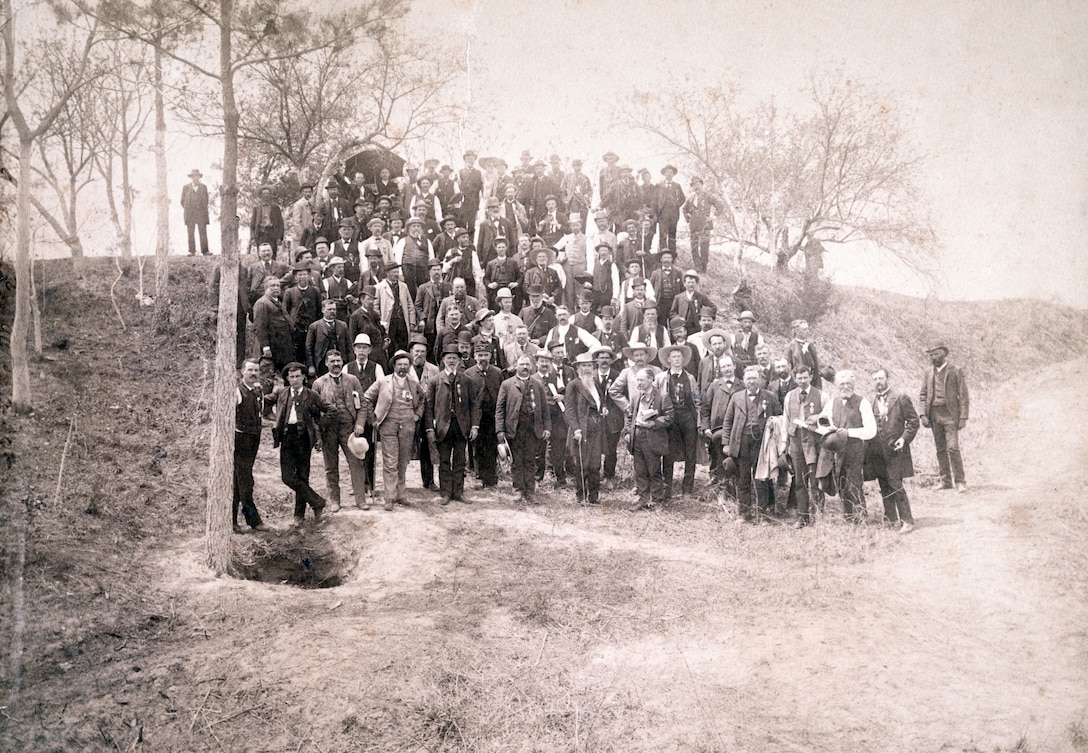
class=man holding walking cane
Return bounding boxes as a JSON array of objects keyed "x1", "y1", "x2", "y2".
[{"x1": 565, "y1": 352, "x2": 607, "y2": 505}]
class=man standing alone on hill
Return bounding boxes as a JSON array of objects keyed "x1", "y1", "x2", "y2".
[
  {"x1": 918, "y1": 341, "x2": 970, "y2": 492},
  {"x1": 182, "y1": 169, "x2": 210, "y2": 256}
]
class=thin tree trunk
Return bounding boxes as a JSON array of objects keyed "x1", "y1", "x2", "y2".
[
  {"x1": 29, "y1": 256, "x2": 41, "y2": 355},
  {"x1": 119, "y1": 106, "x2": 133, "y2": 258},
  {"x1": 206, "y1": 0, "x2": 238, "y2": 574},
  {"x1": 11, "y1": 139, "x2": 33, "y2": 413},
  {"x1": 153, "y1": 42, "x2": 170, "y2": 309}
]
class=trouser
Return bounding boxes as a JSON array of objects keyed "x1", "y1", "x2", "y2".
[
  {"x1": 186, "y1": 222, "x2": 209, "y2": 255},
  {"x1": 539, "y1": 411, "x2": 567, "y2": 482},
  {"x1": 690, "y1": 228, "x2": 710, "y2": 272},
  {"x1": 510, "y1": 432, "x2": 543, "y2": 496},
  {"x1": 378, "y1": 417, "x2": 416, "y2": 502},
  {"x1": 388, "y1": 312, "x2": 409, "y2": 358},
  {"x1": 437, "y1": 422, "x2": 468, "y2": 500},
  {"x1": 707, "y1": 433, "x2": 726, "y2": 484},
  {"x1": 475, "y1": 410, "x2": 499, "y2": 485},
  {"x1": 838, "y1": 438, "x2": 867, "y2": 521},
  {"x1": 417, "y1": 420, "x2": 435, "y2": 487},
  {"x1": 632, "y1": 436, "x2": 666, "y2": 505},
  {"x1": 232, "y1": 431, "x2": 262, "y2": 527},
  {"x1": 321, "y1": 421, "x2": 367, "y2": 504},
  {"x1": 403, "y1": 263, "x2": 428, "y2": 301},
  {"x1": 657, "y1": 220, "x2": 678, "y2": 255},
  {"x1": 789, "y1": 435, "x2": 822, "y2": 523},
  {"x1": 602, "y1": 427, "x2": 621, "y2": 480},
  {"x1": 292, "y1": 329, "x2": 308, "y2": 365},
  {"x1": 663, "y1": 408, "x2": 698, "y2": 495},
  {"x1": 279, "y1": 426, "x2": 325, "y2": 518},
  {"x1": 930, "y1": 407, "x2": 965, "y2": 485},
  {"x1": 735, "y1": 432, "x2": 769, "y2": 520},
  {"x1": 569, "y1": 428, "x2": 603, "y2": 504},
  {"x1": 878, "y1": 473, "x2": 914, "y2": 524}
]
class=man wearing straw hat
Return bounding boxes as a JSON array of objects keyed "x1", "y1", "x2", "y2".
[
  {"x1": 565, "y1": 352, "x2": 607, "y2": 505},
  {"x1": 363, "y1": 349, "x2": 424, "y2": 511}
]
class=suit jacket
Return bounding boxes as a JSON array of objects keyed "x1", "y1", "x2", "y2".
[
  {"x1": 652, "y1": 182, "x2": 686, "y2": 226},
  {"x1": 496, "y1": 374, "x2": 551, "y2": 440},
  {"x1": 607, "y1": 364, "x2": 661, "y2": 414},
  {"x1": 247, "y1": 259, "x2": 290, "y2": 306},
  {"x1": 249, "y1": 202, "x2": 284, "y2": 243},
  {"x1": 721, "y1": 388, "x2": 783, "y2": 459},
  {"x1": 181, "y1": 182, "x2": 209, "y2": 225},
  {"x1": 654, "y1": 369, "x2": 703, "y2": 429},
  {"x1": 363, "y1": 372, "x2": 425, "y2": 428},
  {"x1": 919, "y1": 363, "x2": 969, "y2": 422},
  {"x1": 305, "y1": 318, "x2": 350, "y2": 373},
  {"x1": 282, "y1": 283, "x2": 323, "y2": 333},
  {"x1": 519, "y1": 304, "x2": 557, "y2": 345},
  {"x1": 376, "y1": 278, "x2": 417, "y2": 331},
  {"x1": 865, "y1": 389, "x2": 919, "y2": 480},
  {"x1": 683, "y1": 190, "x2": 721, "y2": 231},
  {"x1": 424, "y1": 369, "x2": 482, "y2": 441},
  {"x1": 311, "y1": 371, "x2": 367, "y2": 433},
  {"x1": 475, "y1": 217, "x2": 516, "y2": 267},
  {"x1": 415, "y1": 280, "x2": 451, "y2": 334},
  {"x1": 252, "y1": 294, "x2": 294, "y2": 365},
  {"x1": 503, "y1": 340, "x2": 539, "y2": 373},
  {"x1": 272, "y1": 386, "x2": 336, "y2": 448},
  {"x1": 785, "y1": 340, "x2": 822, "y2": 389},
  {"x1": 564, "y1": 378, "x2": 607, "y2": 451},
  {"x1": 700, "y1": 376, "x2": 741, "y2": 437},
  {"x1": 464, "y1": 364, "x2": 504, "y2": 416},
  {"x1": 782, "y1": 385, "x2": 830, "y2": 464},
  {"x1": 617, "y1": 299, "x2": 649, "y2": 338},
  {"x1": 670, "y1": 291, "x2": 715, "y2": 334},
  {"x1": 595, "y1": 366, "x2": 625, "y2": 433},
  {"x1": 626, "y1": 386, "x2": 674, "y2": 457},
  {"x1": 437, "y1": 294, "x2": 481, "y2": 333}
]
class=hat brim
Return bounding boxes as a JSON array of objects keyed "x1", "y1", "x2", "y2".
[
  {"x1": 622, "y1": 344, "x2": 658, "y2": 362},
  {"x1": 658, "y1": 344, "x2": 692, "y2": 368}
]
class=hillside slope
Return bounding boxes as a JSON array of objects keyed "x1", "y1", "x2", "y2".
[{"x1": 1, "y1": 255, "x2": 1086, "y2": 752}]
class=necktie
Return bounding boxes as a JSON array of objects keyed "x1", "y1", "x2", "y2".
[{"x1": 800, "y1": 390, "x2": 808, "y2": 417}]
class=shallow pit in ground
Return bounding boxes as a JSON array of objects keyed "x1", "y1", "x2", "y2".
[{"x1": 231, "y1": 527, "x2": 361, "y2": 589}]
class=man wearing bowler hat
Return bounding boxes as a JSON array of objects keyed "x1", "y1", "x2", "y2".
[
  {"x1": 918, "y1": 341, "x2": 970, "y2": 492},
  {"x1": 653, "y1": 164, "x2": 685, "y2": 254},
  {"x1": 181, "y1": 168, "x2": 210, "y2": 255}
]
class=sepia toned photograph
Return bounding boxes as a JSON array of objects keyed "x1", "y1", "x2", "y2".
[{"x1": 1, "y1": 0, "x2": 1086, "y2": 750}]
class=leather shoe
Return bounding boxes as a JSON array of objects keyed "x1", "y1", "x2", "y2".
[
  {"x1": 439, "y1": 495, "x2": 450, "y2": 506},
  {"x1": 383, "y1": 498, "x2": 394, "y2": 511},
  {"x1": 313, "y1": 507, "x2": 323, "y2": 522}
]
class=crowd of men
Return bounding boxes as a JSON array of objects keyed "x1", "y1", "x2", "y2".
[{"x1": 210, "y1": 150, "x2": 970, "y2": 534}]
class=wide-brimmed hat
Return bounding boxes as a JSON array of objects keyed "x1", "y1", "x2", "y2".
[
  {"x1": 574, "y1": 271, "x2": 593, "y2": 285},
  {"x1": 405, "y1": 216, "x2": 423, "y2": 227},
  {"x1": 533, "y1": 350, "x2": 553, "y2": 361},
  {"x1": 703, "y1": 328, "x2": 731, "y2": 345},
  {"x1": 353, "y1": 333, "x2": 372, "y2": 346},
  {"x1": 602, "y1": 151, "x2": 619, "y2": 162},
  {"x1": 590, "y1": 345, "x2": 615, "y2": 360},
  {"x1": 327, "y1": 256, "x2": 346, "y2": 266},
  {"x1": 441, "y1": 215, "x2": 459, "y2": 226},
  {"x1": 390, "y1": 349, "x2": 411, "y2": 364},
  {"x1": 347, "y1": 434, "x2": 370, "y2": 460},
  {"x1": 658, "y1": 344, "x2": 692, "y2": 368},
  {"x1": 187, "y1": 169, "x2": 203, "y2": 178},
  {"x1": 594, "y1": 241, "x2": 612, "y2": 253},
  {"x1": 527, "y1": 284, "x2": 545, "y2": 296},
  {"x1": 661, "y1": 164, "x2": 678, "y2": 176},
  {"x1": 384, "y1": 261, "x2": 402, "y2": 272},
  {"x1": 667, "y1": 316, "x2": 687, "y2": 332},
  {"x1": 573, "y1": 352, "x2": 595, "y2": 366},
  {"x1": 439, "y1": 164, "x2": 453, "y2": 173},
  {"x1": 359, "y1": 285, "x2": 377, "y2": 299},
  {"x1": 424, "y1": 158, "x2": 439, "y2": 167},
  {"x1": 622, "y1": 342, "x2": 658, "y2": 362},
  {"x1": 474, "y1": 308, "x2": 494, "y2": 323},
  {"x1": 532, "y1": 247, "x2": 557, "y2": 265}
]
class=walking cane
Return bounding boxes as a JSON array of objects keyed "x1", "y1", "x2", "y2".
[{"x1": 577, "y1": 434, "x2": 587, "y2": 507}]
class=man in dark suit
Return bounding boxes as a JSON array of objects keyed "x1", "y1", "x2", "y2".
[
  {"x1": 648, "y1": 249, "x2": 685, "y2": 323},
  {"x1": 918, "y1": 341, "x2": 970, "y2": 492},
  {"x1": 477, "y1": 198, "x2": 516, "y2": 268},
  {"x1": 459, "y1": 150, "x2": 485, "y2": 234},
  {"x1": 305, "y1": 299, "x2": 350, "y2": 378},
  {"x1": 722, "y1": 365, "x2": 783, "y2": 523},
  {"x1": 592, "y1": 346, "x2": 625, "y2": 490},
  {"x1": 682, "y1": 176, "x2": 722, "y2": 273},
  {"x1": 653, "y1": 165, "x2": 685, "y2": 254},
  {"x1": 782, "y1": 365, "x2": 829, "y2": 527},
  {"x1": 414, "y1": 260, "x2": 450, "y2": 359},
  {"x1": 249, "y1": 185, "x2": 284, "y2": 258},
  {"x1": 464, "y1": 343, "x2": 504, "y2": 488},
  {"x1": 273, "y1": 362, "x2": 339, "y2": 525},
  {"x1": 565, "y1": 352, "x2": 608, "y2": 505},
  {"x1": 247, "y1": 242, "x2": 289, "y2": 307},
  {"x1": 865, "y1": 368, "x2": 920, "y2": 533},
  {"x1": 496, "y1": 354, "x2": 551, "y2": 504},
  {"x1": 252, "y1": 278, "x2": 294, "y2": 372},
  {"x1": 625, "y1": 366, "x2": 675, "y2": 511},
  {"x1": 701, "y1": 365, "x2": 740, "y2": 487},
  {"x1": 181, "y1": 168, "x2": 210, "y2": 255},
  {"x1": 423, "y1": 343, "x2": 482, "y2": 504},
  {"x1": 670, "y1": 270, "x2": 715, "y2": 336},
  {"x1": 234, "y1": 359, "x2": 270, "y2": 531}
]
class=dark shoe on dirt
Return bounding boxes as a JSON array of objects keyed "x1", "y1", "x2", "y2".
[{"x1": 383, "y1": 498, "x2": 394, "y2": 511}]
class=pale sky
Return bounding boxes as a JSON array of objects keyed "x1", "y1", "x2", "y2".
[{"x1": 24, "y1": 0, "x2": 1087, "y2": 308}]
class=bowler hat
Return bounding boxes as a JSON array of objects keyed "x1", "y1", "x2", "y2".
[
  {"x1": 630, "y1": 276, "x2": 646, "y2": 287},
  {"x1": 188, "y1": 169, "x2": 203, "y2": 178},
  {"x1": 441, "y1": 215, "x2": 459, "y2": 226},
  {"x1": 442, "y1": 342, "x2": 462, "y2": 356},
  {"x1": 668, "y1": 316, "x2": 687, "y2": 331},
  {"x1": 527, "y1": 284, "x2": 545, "y2": 295},
  {"x1": 359, "y1": 285, "x2": 377, "y2": 299},
  {"x1": 367, "y1": 217, "x2": 385, "y2": 228},
  {"x1": 314, "y1": 236, "x2": 330, "y2": 246},
  {"x1": 737, "y1": 310, "x2": 757, "y2": 322},
  {"x1": 496, "y1": 287, "x2": 513, "y2": 299},
  {"x1": 457, "y1": 330, "x2": 474, "y2": 344},
  {"x1": 474, "y1": 308, "x2": 494, "y2": 323},
  {"x1": 439, "y1": 164, "x2": 453, "y2": 173},
  {"x1": 486, "y1": 196, "x2": 500, "y2": 208},
  {"x1": 464, "y1": 149, "x2": 478, "y2": 159},
  {"x1": 599, "y1": 306, "x2": 616, "y2": 318},
  {"x1": 454, "y1": 227, "x2": 470, "y2": 238},
  {"x1": 427, "y1": 258, "x2": 443, "y2": 268}
]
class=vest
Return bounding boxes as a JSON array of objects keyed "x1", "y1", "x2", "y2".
[
  {"x1": 236, "y1": 384, "x2": 263, "y2": 435},
  {"x1": 832, "y1": 393, "x2": 864, "y2": 429}
]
